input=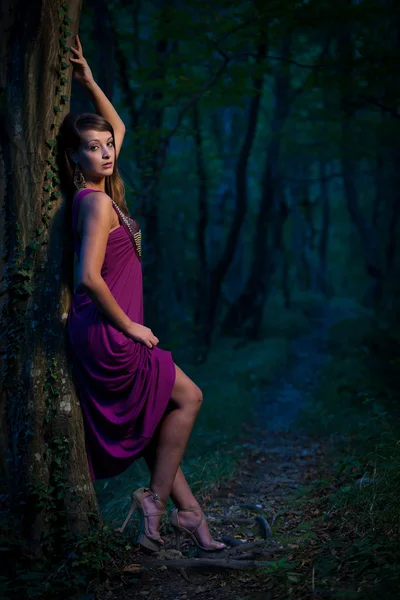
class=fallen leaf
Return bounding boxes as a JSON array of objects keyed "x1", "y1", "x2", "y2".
[
  {"x1": 194, "y1": 586, "x2": 207, "y2": 594},
  {"x1": 121, "y1": 563, "x2": 142, "y2": 574}
]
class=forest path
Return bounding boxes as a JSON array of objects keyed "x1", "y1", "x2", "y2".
[
  {"x1": 108, "y1": 303, "x2": 351, "y2": 600},
  {"x1": 260, "y1": 302, "x2": 348, "y2": 432}
]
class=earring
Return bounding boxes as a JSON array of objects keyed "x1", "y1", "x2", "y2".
[{"x1": 73, "y1": 162, "x2": 86, "y2": 190}]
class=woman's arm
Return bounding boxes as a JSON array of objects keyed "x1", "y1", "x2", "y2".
[
  {"x1": 69, "y1": 35, "x2": 126, "y2": 159},
  {"x1": 84, "y1": 79, "x2": 126, "y2": 159},
  {"x1": 77, "y1": 192, "x2": 159, "y2": 349}
]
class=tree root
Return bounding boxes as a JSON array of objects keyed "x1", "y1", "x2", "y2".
[
  {"x1": 220, "y1": 517, "x2": 255, "y2": 525},
  {"x1": 223, "y1": 540, "x2": 273, "y2": 555},
  {"x1": 254, "y1": 515, "x2": 273, "y2": 539},
  {"x1": 141, "y1": 557, "x2": 274, "y2": 570}
]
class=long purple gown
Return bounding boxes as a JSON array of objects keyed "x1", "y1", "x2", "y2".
[{"x1": 68, "y1": 188, "x2": 176, "y2": 481}]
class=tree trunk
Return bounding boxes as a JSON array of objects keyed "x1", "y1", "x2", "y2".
[
  {"x1": 289, "y1": 163, "x2": 314, "y2": 292},
  {"x1": 384, "y1": 5, "x2": 400, "y2": 278},
  {"x1": 140, "y1": 34, "x2": 168, "y2": 334},
  {"x1": 281, "y1": 241, "x2": 291, "y2": 310},
  {"x1": 112, "y1": 3, "x2": 169, "y2": 332},
  {"x1": 0, "y1": 0, "x2": 99, "y2": 556},
  {"x1": 208, "y1": 107, "x2": 241, "y2": 268},
  {"x1": 92, "y1": 0, "x2": 116, "y2": 102},
  {"x1": 386, "y1": 145, "x2": 400, "y2": 274},
  {"x1": 317, "y1": 158, "x2": 331, "y2": 297},
  {"x1": 222, "y1": 36, "x2": 292, "y2": 337},
  {"x1": 289, "y1": 172, "x2": 304, "y2": 292},
  {"x1": 193, "y1": 103, "x2": 209, "y2": 335},
  {"x1": 340, "y1": 119, "x2": 383, "y2": 308},
  {"x1": 338, "y1": 27, "x2": 383, "y2": 308},
  {"x1": 300, "y1": 170, "x2": 318, "y2": 293},
  {"x1": 214, "y1": 108, "x2": 248, "y2": 308},
  {"x1": 110, "y1": 5, "x2": 140, "y2": 156},
  {"x1": 198, "y1": 35, "x2": 267, "y2": 352}
]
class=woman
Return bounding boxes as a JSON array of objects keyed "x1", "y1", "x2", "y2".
[{"x1": 60, "y1": 35, "x2": 225, "y2": 553}]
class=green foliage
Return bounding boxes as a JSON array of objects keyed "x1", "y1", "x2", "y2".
[
  {"x1": 298, "y1": 312, "x2": 400, "y2": 435},
  {"x1": 292, "y1": 310, "x2": 400, "y2": 597},
  {"x1": 75, "y1": 0, "x2": 400, "y2": 338},
  {"x1": 27, "y1": 358, "x2": 76, "y2": 558},
  {"x1": 0, "y1": 522, "x2": 129, "y2": 600},
  {"x1": 186, "y1": 334, "x2": 289, "y2": 445},
  {"x1": 259, "y1": 557, "x2": 300, "y2": 585}
]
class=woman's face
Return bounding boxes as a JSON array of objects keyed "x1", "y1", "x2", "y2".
[{"x1": 72, "y1": 128, "x2": 115, "y2": 181}]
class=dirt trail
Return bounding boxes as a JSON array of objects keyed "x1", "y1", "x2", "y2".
[{"x1": 108, "y1": 305, "x2": 347, "y2": 600}]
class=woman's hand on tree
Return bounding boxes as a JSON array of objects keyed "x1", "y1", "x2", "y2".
[
  {"x1": 68, "y1": 35, "x2": 95, "y2": 86},
  {"x1": 126, "y1": 322, "x2": 159, "y2": 349}
]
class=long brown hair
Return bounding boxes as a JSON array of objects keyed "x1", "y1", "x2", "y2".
[
  {"x1": 57, "y1": 112, "x2": 129, "y2": 214},
  {"x1": 57, "y1": 112, "x2": 129, "y2": 294}
]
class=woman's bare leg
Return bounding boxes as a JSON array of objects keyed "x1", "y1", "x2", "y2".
[
  {"x1": 148, "y1": 363, "x2": 203, "y2": 502},
  {"x1": 142, "y1": 457, "x2": 222, "y2": 548},
  {"x1": 143, "y1": 440, "x2": 198, "y2": 509},
  {"x1": 142, "y1": 398, "x2": 224, "y2": 548},
  {"x1": 140, "y1": 363, "x2": 202, "y2": 538}
]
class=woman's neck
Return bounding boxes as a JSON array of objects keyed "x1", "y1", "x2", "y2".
[{"x1": 84, "y1": 181, "x2": 105, "y2": 192}]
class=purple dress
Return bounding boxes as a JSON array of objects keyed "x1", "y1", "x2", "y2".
[{"x1": 68, "y1": 188, "x2": 176, "y2": 481}]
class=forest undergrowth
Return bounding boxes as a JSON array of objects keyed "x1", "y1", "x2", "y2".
[
  {"x1": 290, "y1": 312, "x2": 400, "y2": 598},
  {"x1": 105, "y1": 302, "x2": 400, "y2": 600},
  {"x1": 2, "y1": 297, "x2": 400, "y2": 599}
]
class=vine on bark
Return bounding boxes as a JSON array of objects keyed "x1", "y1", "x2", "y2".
[{"x1": 0, "y1": 0, "x2": 80, "y2": 550}]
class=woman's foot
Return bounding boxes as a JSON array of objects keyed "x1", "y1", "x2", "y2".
[
  {"x1": 170, "y1": 506, "x2": 226, "y2": 551},
  {"x1": 141, "y1": 489, "x2": 166, "y2": 544},
  {"x1": 120, "y1": 487, "x2": 166, "y2": 552}
]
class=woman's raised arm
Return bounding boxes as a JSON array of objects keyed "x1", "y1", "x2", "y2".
[{"x1": 69, "y1": 35, "x2": 126, "y2": 159}]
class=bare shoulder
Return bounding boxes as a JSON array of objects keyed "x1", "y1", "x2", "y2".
[
  {"x1": 77, "y1": 191, "x2": 113, "y2": 237},
  {"x1": 80, "y1": 190, "x2": 111, "y2": 207},
  {"x1": 80, "y1": 190, "x2": 112, "y2": 218}
]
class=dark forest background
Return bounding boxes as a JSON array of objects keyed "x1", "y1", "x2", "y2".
[
  {"x1": 71, "y1": 0, "x2": 400, "y2": 510},
  {"x1": 0, "y1": 0, "x2": 400, "y2": 597},
  {"x1": 73, "y1": 0, "x2": 400, "y2": 355}
]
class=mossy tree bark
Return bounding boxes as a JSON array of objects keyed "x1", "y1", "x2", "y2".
[{"x1": 0, "y1": 0, "x2": 100, "y2": 555}]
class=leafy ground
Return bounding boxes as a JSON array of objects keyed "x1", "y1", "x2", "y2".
[{"x1": 87, "y1": 300, "x2": 400, "y2": 600}]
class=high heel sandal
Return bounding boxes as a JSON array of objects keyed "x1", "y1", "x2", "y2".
[
  {"x1": 117, "y1": 487, "x2": 166, "y2": 552},
  {"x1": 169, "y1": 507, "x2": 226, "y2": 552}
]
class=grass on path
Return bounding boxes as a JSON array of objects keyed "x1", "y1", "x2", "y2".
[{"x1": 268, "y1": 311, "x2": 400, "y2": 599}]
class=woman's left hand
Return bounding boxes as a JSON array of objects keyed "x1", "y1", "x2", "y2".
[{"x1": 69, "y1": 35, "x2": 94, "y2": 86}]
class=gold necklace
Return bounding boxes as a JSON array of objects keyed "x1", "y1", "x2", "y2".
[{"x1": 112, "y1": 201, "x2": 142, "y2": 258}]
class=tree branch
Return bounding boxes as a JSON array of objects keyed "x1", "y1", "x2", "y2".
[
  {"x1": 266, "y1": 54, "x2": 336, "y2": 70},
  {"x1": 138, "y1": 53, "x2": 231, "y2": 208},
  {"x1": 136, "y1": 7, "x2": 281, "y2": 208},
  {"x1": 292, "y1": 34, "x2": 332, "y2": 98},
  {"x1": 359, "y1": 94, "x2": 400, "y2": 119}
]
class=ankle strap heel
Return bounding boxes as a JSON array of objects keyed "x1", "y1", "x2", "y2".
[
  {"x1": 168, "y1": 507, "x2": 226, "y2": 552},
  {"x1": 118, "y1": 487, "x2": 167, "y2": 552},
  {"x1": 143, "y1": 487, "x2": 165, "y2": 509}
]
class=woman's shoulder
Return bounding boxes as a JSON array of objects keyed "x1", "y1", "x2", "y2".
[
  {"x1": 73, "y1": 187, "x2": 108, "y2": 203},
  {"x1": 73, "y1": 189, "x2": 113, "y2": 236}
]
